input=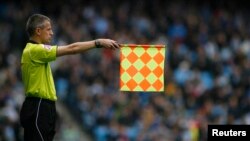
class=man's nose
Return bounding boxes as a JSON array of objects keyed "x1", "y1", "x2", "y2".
[{"x1": 50, "y1": 30, "x2": 53, "y2": 35}]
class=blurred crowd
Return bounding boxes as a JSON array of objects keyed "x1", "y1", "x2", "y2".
[{"x1": 0, "y1": 0, "x2": 250, "y2": 141}]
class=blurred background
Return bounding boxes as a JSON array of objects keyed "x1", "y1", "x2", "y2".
[{"x1": 0, "y1": 0, "x2": 250, "y2": 141}]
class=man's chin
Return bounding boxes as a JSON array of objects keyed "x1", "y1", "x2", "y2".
[{"x1": 44, "y1": 40, "x2": 51, "y2": 44}]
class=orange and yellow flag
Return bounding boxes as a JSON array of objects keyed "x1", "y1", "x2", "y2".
[{"x1": 120, "y1": 44, "x2": 166, "y2": 92}]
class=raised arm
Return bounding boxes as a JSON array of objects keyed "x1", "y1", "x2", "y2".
[{"x1": 56, "y1": 39, "x2": 120, "y2": 57}]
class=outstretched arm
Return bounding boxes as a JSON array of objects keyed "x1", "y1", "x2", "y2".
[{"x1": 56, "y1": 39, "x2": 120, "y2": 57}]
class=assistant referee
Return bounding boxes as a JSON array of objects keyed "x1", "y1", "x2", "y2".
[{"x1": 19, "y1": 14, "x2": 120, "y2": 141}]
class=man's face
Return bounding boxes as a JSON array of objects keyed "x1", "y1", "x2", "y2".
[{"x1": 38, "y1": 20, "x2": 53, "y2": 44}]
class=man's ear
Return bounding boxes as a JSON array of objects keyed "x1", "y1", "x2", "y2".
[{"x1": 35, "y1": 28, "x2": 41, "y2": 36}]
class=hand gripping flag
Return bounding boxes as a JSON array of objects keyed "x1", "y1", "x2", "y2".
[{"x1": 120, "y1": 44, "x2": 166, "y2": 92}]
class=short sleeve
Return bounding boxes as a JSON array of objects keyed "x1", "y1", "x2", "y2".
[{"x1": 30, "y1": 44, "x2": 57, "y2": 63}]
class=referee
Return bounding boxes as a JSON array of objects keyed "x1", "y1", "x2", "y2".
[{"x1": 20, "y1": 14, "x2": 120, "y2": 141}]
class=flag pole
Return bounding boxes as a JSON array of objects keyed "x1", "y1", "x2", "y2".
[{"x1": 120, "y1": 44, "x2": 165, "y2": 48}]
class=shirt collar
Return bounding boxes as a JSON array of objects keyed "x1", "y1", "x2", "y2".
[{"x1": 28, "y1": 40, "x2": 39, "y2": 44}]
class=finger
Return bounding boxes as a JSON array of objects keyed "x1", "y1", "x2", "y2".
[
  {"x1": 112, "y1": 41, "x2": 120, "y2": 49},
  {"x1": 115, "y1": 42, "x2": 121, "y2": 48},
  {"x1": 108, "y1": 43, "x2": 114, "y2": 50},
  {"x1": 112, "y1": 42, "x2": 119, "y2": 49}
]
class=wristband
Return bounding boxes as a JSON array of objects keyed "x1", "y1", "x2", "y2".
[{"x1": 95, "y1": 40, "x2": 102, "y2": 48}]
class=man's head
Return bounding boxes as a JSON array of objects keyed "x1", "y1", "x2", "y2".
[{"x1": 26, "y1": 14, "x2": 53, "y2": 44}]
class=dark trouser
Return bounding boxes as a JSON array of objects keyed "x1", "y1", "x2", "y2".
[{"x1": 20, "y1": 97, "x2": 57, "y2": 141}]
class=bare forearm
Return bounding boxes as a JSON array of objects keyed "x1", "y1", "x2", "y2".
[
  {"x1": 68, "y1": 41, "x2": 95, "y2": 53},
  {"x1": 56, "y1": 39, "x2": 120, "y2": 57},
  {"x1": 57, "y1": 41, "x2": 95, "y2": 56}
]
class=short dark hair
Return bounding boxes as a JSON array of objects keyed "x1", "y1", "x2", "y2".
[{"x1": 26, "y1": 14, "x2": 50, "y2": 37}]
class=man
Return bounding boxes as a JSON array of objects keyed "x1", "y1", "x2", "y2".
[{"x1": 19, "y1": 14, "x2": 120, "y2": 141}]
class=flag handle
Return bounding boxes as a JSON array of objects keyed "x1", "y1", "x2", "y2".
[{"x1": 120, "y1": 44, "x2": 165, "y2": 48}]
